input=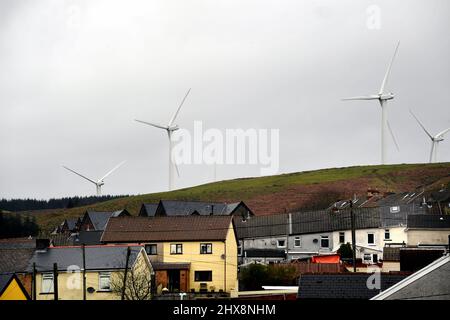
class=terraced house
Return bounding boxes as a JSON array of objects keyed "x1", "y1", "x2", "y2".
[
  {"x1": 27, "y1": 244, "x2": 152, "y2": 300},
  {"x1": 101, "y1": 215, "x2": 239, "y2": 297}
]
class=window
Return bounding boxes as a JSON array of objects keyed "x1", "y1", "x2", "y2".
[
  {"x1": 170, "y1": 244, "x2": 183, "y2": 254},
  {"x1": 194, "y1": 271, "x2": 212, "y2": 282},
  {"x1": 41, "y1": 273, "x2": 54, "y2": 294},
  {"x1": 367, "y1": 233, "x2": 375, "y2": 245},
  {"x1": 200, "y1": 243, "x2": 212, "y2": 254},
  {"x1": 320, "y1": 236, "x2": 329, "y2": 248},
  {"x1": 390, "y1": 206, "x2": 400, "y2": 213},
  {"x1": 364, "y1": 254, "x2": 372, "y2": 262},
  {"x1": 98, "y1": 272, "x2": 111, "y2": 291},
  {"x1": 277, "y1": 239, "x2": 286, "y2": 248},
  {"x1": 145, "y1": 244, "x2": 157, "y2": 255},
  {"x1": 237, "y1": 243, "x2": 242, "y2": 256},
  {"x1": 339, "y1": 232, "x2": 345, "y2": 244},
  {"x1": 294, "y1": 237, "x2": 301, "y2": 247},
  {"x1": 384, "y1": 229, "x2": 390, "y2": 240},
  {"x1": 373, "y1": 254, "x2": 378, "y2": 263}
]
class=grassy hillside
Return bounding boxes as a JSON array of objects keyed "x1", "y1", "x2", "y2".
[{"x1": 13, "y1": 163, "x2": 450, "y2": 233}]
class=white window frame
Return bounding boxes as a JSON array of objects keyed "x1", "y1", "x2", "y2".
[
  {"x1": 277, "y1": 239, "x2": 286, "y2": 248},
  {"x1": 390, "y1": 206, "x2": 400, "y2": 213},
  {"x1": 237, "y1": 243, "x2": 242, "y2": 256},
  {"x1": 98, "y1": 272, "x2": 111, "y2": 292},
  {"x1": 294, "y1": 236, "x2": 301, "y2": 248},
  {"x1": 170, "y1": 243, "x2": 183, "y2": 254},
  {"x1": 384, "y1": 229, "x2": 391, "y2": 240},
  {"x1": 367, "y1": 232, "x2": 375, "y2": 245},
  {"x1": 320, "y1": 236, "x2": 329, "y2": 248},
  {"x1": 41, "y1": 273, "x2": 54, "y2": 294}
]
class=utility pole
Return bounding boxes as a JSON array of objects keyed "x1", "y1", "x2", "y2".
[
  {"x1": 350, "y1": 200, "x2": 357, "y2": 272},
  {"x1": 53, "y1": 263, "x2": 58, "y2": 301},
  {"x1": 32, "y1": 262, "x2": 37, "y2": 300},
  {"x1": 121, "y1": 247, "x2": 131, "y2": 300},
  {"x1": 82, "y1": 244, "x2": 86, "y2": 300}
]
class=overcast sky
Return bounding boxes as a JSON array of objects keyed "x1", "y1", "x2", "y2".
[{"x1": 1, "y1": 0, "x2": 449, "y2": 199}]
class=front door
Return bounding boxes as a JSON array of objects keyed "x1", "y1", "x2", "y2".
[{"x1": 168, "y1": 270, "x2": 180, "y2": 292}]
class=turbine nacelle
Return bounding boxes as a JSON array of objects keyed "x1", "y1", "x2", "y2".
[
  {"x1": 168, "y1": 125, "x2": 180, "y2": 132},
  {"x1": 379, "y1": 93, "x2": 394, "y2": 101}
]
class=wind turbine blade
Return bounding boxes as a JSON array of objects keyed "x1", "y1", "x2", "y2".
[
  {"x1": 342, "y1": 95, "x2": 379, "y2": 101},
  {"x1": 62, "y1": 166, "x2": 97, "y2": 184},
  {"x1": 379, "y1": 41, "x2": 400, "y2": 95},
  {"x1": 435, "y1": 127, "x2": 450, "y2": 138},
  {"x1": 169, "y1": 88, "x2": 191, "y2": 126},
  {"x1": 409, "y1": 109, "x2": 433, "y2": 139},
  {"x1": 387, "y1": 120, "x2": 400, "y2": 151},
  {"x1": 99, "y1": 161, "x2": 126, "y2": 181},
  {"x1": 174, "y1": 162, "x2": 180, "y2": 178},
  {"x1": 134, "y1": 119, "x2": 168, "y2": 131}
]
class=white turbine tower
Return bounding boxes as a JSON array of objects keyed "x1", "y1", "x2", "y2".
[
  {"x1": 343, "y1": 41, "x2": 401, "y2": 164},
  {"x1": 62, "y1": 161, "x2": 126, "y2": 196},
  {"x1": 135, "y1": 88, "x2": 191, "y2": 191},
  {"x1": 410, "y1": 110, "x2": 450, "y2": 163}
]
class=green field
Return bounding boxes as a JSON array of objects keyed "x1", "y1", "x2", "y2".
[{"x1": 9, "y1": 162, "x2": 450, "y2": 233}]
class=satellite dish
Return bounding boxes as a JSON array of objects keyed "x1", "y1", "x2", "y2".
[{"x1": 87, "y1": 287, "x2": 95, "y2": 294}]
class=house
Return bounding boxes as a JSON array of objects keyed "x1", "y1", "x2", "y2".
[
  {"x1": 101, "y1": 216, "x2": 239, "y2": 296},
  {"x1": 372, "y1": 253, "x2": 450, "y2": 300},
  {"x1": 79, "y1": 209, "x2": 129, "y2": 231},
  {"x1": 27, "y1": 244, "x2": 153, "y2": 300},
  {"x1": 139, "y1": 200, "x2": 254, "y2": 218},
  {"x1": 405, "y1": 214, "x2": 450, "y2": 246},
  {"x1": 297, "y1": 273, "x2": 407, "y2": 299},
  {"x1": 0, "y1": 237, "x2": 35, "y2": 295},
  {"x1": 235, "y1": 206, "x2": 450, "y2": 265},
  {"x1": 0, "y1": 274, "x2": 30, "y2": 300},
  {"x1": 235, "y1": 207, "x2": 407, "y2": 264},
  {"x1": 58, "y1": 218, "x2": 81, "y2": 234}
]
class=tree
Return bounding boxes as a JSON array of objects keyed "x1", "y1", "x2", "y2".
[
  {"x1": 110, "y1": 262, "x2": 153, "y2": 300},
  {"x1": 337, "y1": 242, "x2": 353, "y2": 259}
]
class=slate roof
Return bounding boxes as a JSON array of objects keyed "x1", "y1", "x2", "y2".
[
  {"x1": 0, "y1": 238, "x2": 35, "y2": 273},
  {"x1": 27, "y1": 245, "x2": 144, "y2": 272},
  {"x1": 64, "y1": 218, "x2": 80, "y2": 231},
  {"x1": 158, "y1": 200, "x2": 246, "y2": 216},
  {"x1": 297, "y1": 273, "x2": 407, "y2": 299},
  {"x1": 139, "y1": 203, "x2": 159, "y2": 217},
  {"x1": 0, "y1": 274, "x2": 11, "y2": 294},
  {"x1": 372, "y1": 254, "x2": 450, "y2": 300},
  {"x1": 101, "y1": 216, "x2": 234, "y2": 243},
  {"x1": 234, "y1": 208, "x2": 384, "y2": 239},
  {"x1": 73, "y1": 231, "x2": 103, "y2": 245},
  {"x1": 234, "y1": 214, "x2": 288, "y2": 239},
  {"x1": 407, "y1": 214, "x2": 450, "y2": 229},
  {"x1": 85, "y1": 209, "x2": 128, "y2": 231}
]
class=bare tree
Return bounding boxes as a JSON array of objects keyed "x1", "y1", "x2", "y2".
[{"x1": 110, "y1": 262, "x2": 153, "y2": 300}]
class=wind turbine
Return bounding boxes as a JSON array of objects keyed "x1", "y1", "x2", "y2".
[
  {"x1": 135, "y1": 88, "x2": 191, "y2": 191},
  {"x1": 62, "y1": 161, "x2": 126, "y2": 196},
  {"x1": 343, "y1": 41, "x2": 401, "y2": 164},
  {"x1": 410, "y1": 109, "x2": 450, "y2": 163}
]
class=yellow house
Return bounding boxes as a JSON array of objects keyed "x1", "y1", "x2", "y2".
[
  {"x1": 27, "y1": 245, "x2": 153, "y2": 300},
  {"x1": 0, "y1": 274, "x2": 30, "y2": 300},
  {"x1": 102, "y1": 215, "x2": 239, "y2": 297}
]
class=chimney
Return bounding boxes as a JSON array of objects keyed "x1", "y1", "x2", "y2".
[
  {"x1": 36, "y1": 239, "x2": 50, "y2": 251},
  {"x1": 210, "y1": 205, "x2": 214, "y2": 216}
]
